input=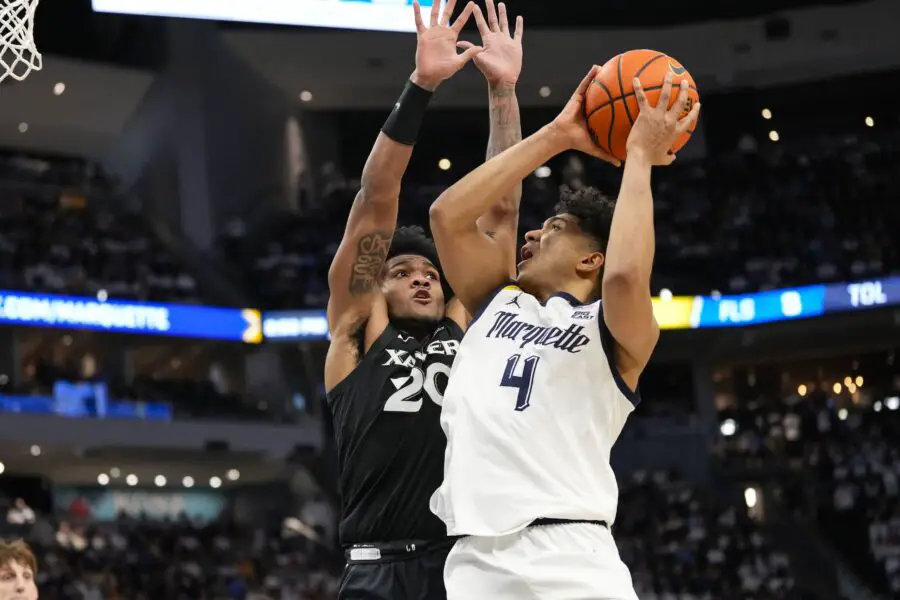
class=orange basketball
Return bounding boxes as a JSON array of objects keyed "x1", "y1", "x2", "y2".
[{"x1": 584, "y1": 49, "x2": 699, "y2": 162}]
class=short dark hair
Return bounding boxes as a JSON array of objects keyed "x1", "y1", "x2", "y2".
[
  {"x1": 553, "y1": 186, "x2": 615, "y2": 252},
  {"x1": 387, "y1": 225, "x2": 453, "y2": 299}
]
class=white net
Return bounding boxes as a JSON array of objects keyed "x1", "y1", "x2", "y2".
[{"x1": 0, "y1": 0, "x2": 41, "y2": 82}]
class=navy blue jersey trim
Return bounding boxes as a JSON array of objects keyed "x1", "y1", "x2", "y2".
[
  {"x1": 597, "y1": 304, "x2": 641, "y2": 407},
  {"x1": 469, "y1": 280, "x2": 519, "y2": 327}
]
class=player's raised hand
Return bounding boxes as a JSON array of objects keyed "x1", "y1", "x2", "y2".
[
  {"x1": 626, "y1": 73, "x2": 701, "y2": 165},
  {"x1": 411, "y1": 0, "x2": 483, "y2": 91},
  {"x1": 551, "y1": 66, "x2": 621, "y2": 166},
  {"x1": 457, "y1": 0, "x2": 523, "y2": 87}
]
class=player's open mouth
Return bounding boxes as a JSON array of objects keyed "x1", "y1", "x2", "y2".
[
  {"x1": 518, "y1": 246, "x2": 535, "y2": 269},
  {"x1": 413, "y1": 290, "x2": 431, "y2": 304}
]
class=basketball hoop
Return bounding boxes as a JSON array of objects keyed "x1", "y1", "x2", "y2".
[{"x1": 0, "y1": 0, "x2": 41, "y2": 82}]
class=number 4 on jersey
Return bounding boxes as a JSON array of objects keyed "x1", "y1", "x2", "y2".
[{"x1": 501, "y1": 354, "x2": 540, "y2": 411}]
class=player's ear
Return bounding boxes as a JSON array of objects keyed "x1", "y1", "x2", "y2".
[{"x1": 575, "y1": 251, "x2": 604, "y2": 276}]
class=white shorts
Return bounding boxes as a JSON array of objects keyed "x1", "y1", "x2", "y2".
[{"x1": 444, "y1": 522, "x2": 638, "y2": 600}]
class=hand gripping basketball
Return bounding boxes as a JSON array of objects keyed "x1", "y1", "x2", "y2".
[
  {"x1": 627, "y1": 74, "x2": 701, "y2": 166},
  {"x1": 550, "y1": 65, "x2": 622, "y2": 167}
]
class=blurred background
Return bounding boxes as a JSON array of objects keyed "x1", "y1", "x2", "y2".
[{"x1": 0, "y1": 0, "x2": 897, "y2": 598}]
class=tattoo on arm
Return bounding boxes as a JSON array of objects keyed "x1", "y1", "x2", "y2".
[
  {"x1": 487, "y1": 85, "x2": 522, "y2": 161},
  {"x1": 349, "y1": 231, "x2": 392, "y2": 295}
]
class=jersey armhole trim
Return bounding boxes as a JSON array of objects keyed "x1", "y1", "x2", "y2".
[
  {"x1": 326, "y1": 323, "x2": 398, "y2": 403},
  {"x1": 443, "y1": 316, "x2": 465, "y2": 340},
  {"x1": 597, "y1": 304, "x2": 642, "y2": 407},
  {"x1": 469, "y1": 280, "x2": 519, "y2": 327}
]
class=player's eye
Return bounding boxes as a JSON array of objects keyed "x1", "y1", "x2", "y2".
[
  {"x1": 426, "y1": 272, "x2": 438, "y2": 280},
  {"x1": 394, "y1": 270, "x2": 407, "y2": 278}
]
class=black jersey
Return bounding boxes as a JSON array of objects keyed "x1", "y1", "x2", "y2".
[{"x1": 326, "y1": 317, "x2": 463, "y2": 546}]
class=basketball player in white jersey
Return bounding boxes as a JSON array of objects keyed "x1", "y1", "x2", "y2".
[{"x1": 427, "y1": 67, "x2": 700, "y2": 599}]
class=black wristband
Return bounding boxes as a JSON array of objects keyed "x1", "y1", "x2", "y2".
[{"x1": 382, "y1": 80, "x2": 434, "y2": 145}]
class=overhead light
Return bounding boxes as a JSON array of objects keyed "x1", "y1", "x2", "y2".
[
  {"x1": 659, "y1": 288, "x2": 673, "y2": 301},
  {"x1": 209, "y1": 476, "x2": 222, "y2": 489},
  {"x1": 182, "y1": 476, "x2": 195, "y2": 488},
  {"x1": 299, "y1": 90, "x2": 313, "y2": 102},
  {"x1": 0, "y1": 462, "x2": 5, "y2": 475},
  {"x1": 710, "y1": 290, "x2": 722, "y2": 299},
  {"x1": 154, "y1": 475, "x2": 167, "y2": 487},
  {"x1": 832, "y1": 382, "x2": 841, "y2": 394},
  {"x1": 843, "y1": 376, "x2": 852, "y2": 387},
  {"x1": 438, "y1": 158, "x2": 451, "y2": 171},
  {"x1": 539, "y1": 85, "x2": 551, "y2": 98},
  {"x1": 768, "y1": 130, "x2": 780, "y2": 142},
  {"x1": 720, "y1": 418, "x2": 737, "y2": 437},
  {"x1": 125, "y1": 474, "x2": 138, "y2": 486},
  {"x1": 865, "y1": 116, "x2": 874, "y2": 128},
  {"x1": 226, "y1": 469, "x2": 240, "y2": 481},
  {"x1": 97, "y1": 289, "x2": 108, "y2": 301},
  {"x1": 761, "y1": 108, "x2": 772, "y2": 120},
  {"x1": 97, "y1": 473, "x2": 110, "y2": 485},
  {"x1": 18, "y1": 122, "x2": 27, "y2": 133},
  {"x1": 855, "y1": 376, "x2": 863, "y2": 387},
  {"x1": 797, "y1": 384, "x2": 807, "y2": 396},
  {"x1": 534, "y1": 166, "x2": 551, "y2": 178},
  {"x1": 29, "y1": 445, "x2": 40, "y2": 457},
  {"x1": 53, "y1": 82, "x2": 66, "y2": 96},
  {"x1": 744, "y1": 487, "x2": 758, "y2": 509},
  {"x1": 837, "y1": 408, "x2": 848, "y2": 421},
  {"x1": 110, "y1": 467, "x2": 121, "y2": 478}
]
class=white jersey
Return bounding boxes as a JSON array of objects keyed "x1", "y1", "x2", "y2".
[{"x1": 430, "y1": 284, "x2": 639, "y2": 537}]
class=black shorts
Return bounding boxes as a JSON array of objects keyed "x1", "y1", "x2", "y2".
[{"x1": 338, "y1": 538, "x2": 455, "y2": 600}]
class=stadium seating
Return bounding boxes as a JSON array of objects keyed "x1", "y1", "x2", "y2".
[
  {"x1": 0, "y1": 154, "x2": 199, "y2": 304},
  {"x1": 716, "y1": 354, "x2": 900, "y2": 596},
  {"x1": 230, "y1": 127, "x2": 900, "y2": 308},
  {"x1": 2, "y1": 507, "x2": 340, "y2": 599},
  {"x1": 616, "y1": 471, "x2": 805, "y2": 600}
]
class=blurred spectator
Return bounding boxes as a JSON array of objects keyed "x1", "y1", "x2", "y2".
[{"x1": 7, "y1": 499, "x2": 35, "y2": 526}]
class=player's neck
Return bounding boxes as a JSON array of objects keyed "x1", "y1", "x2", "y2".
[
  {"x1": 391, "y1": 317, "x2": 440, "y2": 342},
  {"x1": 529, "y1": 278, "x2": 597, "y2": 305}
]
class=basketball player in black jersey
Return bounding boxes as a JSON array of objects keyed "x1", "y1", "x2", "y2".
[{"x1": 324, "y1": 1, "x2": 524, "y2": 598}]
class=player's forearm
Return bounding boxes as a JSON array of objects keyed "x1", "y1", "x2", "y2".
[
  {"x1": 604, "y1": 150, "x2": 655, "y2": 286},
  {"x1": 478, "y1": 83, "x2": 524, "y2": 232},
  {"x1": 432, "y1": 124, "x2": 565, "y2": 232},
  {"x1": 358, "y1": 72, "x2": 434, "y2": 200},
  {"x1": 358, "y1": 132, "x2": 414, "y2": 202}
]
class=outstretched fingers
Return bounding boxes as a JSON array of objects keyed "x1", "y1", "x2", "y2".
[
  {"x1": 430, "y1": 0, "x2": 441, "y2": 27},
  {"x1": 453, "y1": 1, "x2": 479, "y2": 33},
  {"x1": 413, "y1": 0, "x2": 426, "y2": 33},
  {"x1": 440, "y1": 0, "x2": 458, "y2": 26}
]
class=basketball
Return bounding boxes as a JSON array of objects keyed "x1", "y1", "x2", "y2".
[{"x1": 584, "y1": 50, "x2": 699, "y2": 162}]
